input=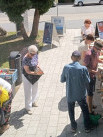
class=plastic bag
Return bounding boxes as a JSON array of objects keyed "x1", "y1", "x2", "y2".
[
  {"x1": 0, "y1": 86, "x2": 9, "y2": 107},
  {"x1": 89, "y1": 114, "x2": 101, "y2": 126}
]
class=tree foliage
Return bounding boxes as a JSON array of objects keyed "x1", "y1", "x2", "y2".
[
  {"x1": 31, "y1": 0, "x2": 54, "y2": 15},
  {"x1": 0, "y1": 0, "x2": 54, "y2": 40},
  {"x1": 0, "y1": 0, "x2": 54, "y2": 23},
  {"x1": 0, "y1": 0, "x2": 31, "y2": 23}
]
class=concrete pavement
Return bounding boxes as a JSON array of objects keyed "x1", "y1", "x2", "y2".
[{"x1": 1, "y1": 29, "x2": 103, "y2": 137}]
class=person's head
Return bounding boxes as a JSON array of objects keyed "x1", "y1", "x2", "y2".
[
  {"x1": 93, "y1": 40, "x2": 103, "y2": 53},
  {"x1": 71, "y1": 51, "x2": 81, "y2": 62},
  {"x1": 85, "y1": 34, "x2": 94, "y2": 45},
  {"x1": 28, "y1": 45, "x2": 38, "y2": 58},
  {"x1": 84, "y1": 19, "x2": 91, "y2": 28}
]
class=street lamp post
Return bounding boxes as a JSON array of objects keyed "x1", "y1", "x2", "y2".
[
  {"x1": 57, "y1": 3, "x2": 58, "y2": 16},
  {"x1": 57, "y1": 0, "x2": 58, "y2": 16}
]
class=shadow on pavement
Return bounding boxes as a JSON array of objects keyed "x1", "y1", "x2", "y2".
[
  {"x1": 40, "y1": 44, "x2": 57, "y2": 52},
  {"x1": 57, "y1": 112, "x2": 99, "y2": 137},
  {"x1": 58, "y1": 96, "x2": 68, "y2": 112},
  {"x1": 0, "y1": 34, "x2": 17, "y2": 43},
  {"x1": 57, "y1": 113, "x2": 87, "y2": 137},
  {"x1": 10, "y1": 108, "x2": 27, "y2": 129},
  {"x1": 58, "y1": 96, "x2": 79, "y2": 112}
]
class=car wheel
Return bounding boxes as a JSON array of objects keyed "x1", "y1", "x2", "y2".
[
  {"x1": 78, "y1": 1, "x2": 83, "y2": 6},
  {"x1": 99, "y1": 0, "x2": 103, "y2": 5}
]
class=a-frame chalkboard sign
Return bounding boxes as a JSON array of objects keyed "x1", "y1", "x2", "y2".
[
  {"x1": 95, "y1": 21, "x2": 103, "y2": 39},
  {"x1": 43, "y1": 22, "x2": 59, "y2": 48}
]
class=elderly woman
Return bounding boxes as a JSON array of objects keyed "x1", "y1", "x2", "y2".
[
  {"x1": 0, "y1": 78, "x2": 12, "y2": 134},
  {"x1": 22, "y1": 45, "x2": 43, "y2": 115},
  {"x1": 81, "y1": 19, "x2": 95, "y2": 40}
]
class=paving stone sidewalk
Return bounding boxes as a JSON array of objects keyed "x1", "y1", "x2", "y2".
[{"x1": 1, "y1": 29, "x2": 103, "y2": 137}]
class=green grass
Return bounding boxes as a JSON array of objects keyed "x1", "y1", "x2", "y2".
[{"x1": 0, "y1": 31, "x2": 43, "y2": 68}]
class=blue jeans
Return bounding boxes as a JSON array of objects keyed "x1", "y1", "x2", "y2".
[{"x1": 68, "y1": 98, "x2": 91, "y2": 129}]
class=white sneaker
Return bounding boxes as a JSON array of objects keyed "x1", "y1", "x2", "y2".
[
  {"x1": 26, "y1": 109, "x2": 32, "y2": 115},
  {"x1": 32, "y1": 102, "x2": 38, "y2": 107}
]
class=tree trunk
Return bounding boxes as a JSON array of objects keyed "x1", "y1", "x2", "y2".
[
  {"x1": 20, "y1": 22, "x2": 28, "y2": 40},
  {"x1": 30, "y1": 9, "x2": 40, "y2": 39},
  {"x1": 0, "y1": 27, "x2": 7, "y2": 36}
]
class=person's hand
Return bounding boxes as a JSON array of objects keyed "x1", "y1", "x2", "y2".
[
  {"x1": 94, "y1": 70, "x2": 98, "y2": 75},
  {"x1": 36, "y1": 70, "x2": 44, "y2": 75},
  {"x1": 91, "y1": 70, "x2": 98, "y2": 75},
  {"x1": 34, "y1": 67, "x2": 44, "y2": 75}
]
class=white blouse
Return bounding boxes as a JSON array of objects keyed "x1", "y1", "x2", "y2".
[
  {"x1": 81, "y1": 24, "x2": 95, "y2": 36},
  {"x1": 0, "y1": 78, "x2": 11, "y2": 92}
]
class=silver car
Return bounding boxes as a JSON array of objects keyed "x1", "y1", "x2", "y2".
[{"x1": 74, "y1": 0, "x2": 103, "y2": 6}]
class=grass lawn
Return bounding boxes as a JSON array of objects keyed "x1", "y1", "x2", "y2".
[{"x1": 0, "y1": 31, "x2": 43, "y2": 68}]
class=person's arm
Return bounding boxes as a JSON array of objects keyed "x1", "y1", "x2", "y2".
[
  {"x1": 61, "y1": 66, "x2": 67, "y2": 83},
  {"x1": 98, "y1": 58, "x2": 103, "y2": 63},
  {"x1": 24, "y1": 65, "x2": 43, "y2": 75},
  {"x1": 81, "y1": 50, "x2": 86, "y2": 65},
  {"x1": 83, "y1": 67, "x2": 90, "y2": 89},
  {"x1": 84, "y1": 63, "x2": 98, "y2": 74}
]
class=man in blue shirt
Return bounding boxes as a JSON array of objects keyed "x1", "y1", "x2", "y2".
[{"x1": 61, "y1": 51, "x2": 92, "y2": 133}]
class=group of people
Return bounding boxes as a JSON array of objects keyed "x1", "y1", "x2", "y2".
[
  {"x1": 61, "y1": 19, "x2": 103, "y2": 133},
  {"x1": 0, "y1": 18, "x2": 103, "y2": 134}
]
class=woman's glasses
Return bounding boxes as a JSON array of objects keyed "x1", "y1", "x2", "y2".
[{"x1": 30, "y1": 53, "x2": 35, "y2": 56}]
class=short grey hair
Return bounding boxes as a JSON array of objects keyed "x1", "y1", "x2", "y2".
[
  {"x1": 28, "y1": 45, "x2": 38, "y2": 53},
  {"x1": 94, "y1": 40, "x2": 103, "y2": 49}
]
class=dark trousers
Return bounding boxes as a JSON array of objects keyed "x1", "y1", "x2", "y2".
[
  {"x1": 68, "y1": 98, "x2": 91, "y2": 129},
  {"x1": 88, "y1": 77, "x2": 96, "y2": 96}
]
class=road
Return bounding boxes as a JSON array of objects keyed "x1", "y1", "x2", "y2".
[{"x1": 0, "y1": 4, "x2": 103, "y2": 31}]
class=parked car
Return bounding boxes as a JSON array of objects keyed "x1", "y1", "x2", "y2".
[{"x1": 74, "y1": 0, "x2": 103, "y2": 6}]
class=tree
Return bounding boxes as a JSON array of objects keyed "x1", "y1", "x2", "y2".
[{"x1": 0, "y1": 0, "x2": 54, "y2": 40}]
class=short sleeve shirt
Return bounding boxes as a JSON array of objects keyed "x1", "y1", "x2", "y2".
[
  {"x1": 84, "y1": 49, "x2": 99, "y2": 78},
  {"x1": 81, "y1": 24, "x2": 95, "y2": 35},
  {"x1": 78, "y1": 41, "x2": 89, "y2": 53},
  {"x1": 22, "y1": 54, "x2": 38, "y2": 69}
]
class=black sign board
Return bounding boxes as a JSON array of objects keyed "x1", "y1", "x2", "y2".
[
  {"x1": 95, "y1": 21, "x2": 103, "y2": 39},
  {"x1": 43, "y1": 22, "x2": 53, "y2": 44}
]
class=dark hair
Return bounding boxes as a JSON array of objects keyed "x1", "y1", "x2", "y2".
[
  {"x1": 86, "y1": 34, "x2": 94, "y2": 41},
  {"x1": 94, "y1": 40, "x2": 103, "y2": 48},
  {"x1": 72, "y1": 50, "x2": 81, "y2": 57},
  {"x1": 84, "y1": 19, "x2": 91, "y2": 24}
]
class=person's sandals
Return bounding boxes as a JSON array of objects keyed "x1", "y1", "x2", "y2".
[
  {"x1": 92, "y1": 105, "x2": 97, "y2": 109},
  {"x1": 85, "y1": 128, "x2": 91, "y2": 133},
  {"x1": 71, "y1": 128, "x2": 77, "y2": 133},
  {"x1": 32, "y1": 102, "x2": 38, "y2": 107},
  {"x1": 0, "y1": 124, "x2": 10, "y2": 134},
  {"x1": 26, "y1": 109, "x2": 32, "y2": 115}
]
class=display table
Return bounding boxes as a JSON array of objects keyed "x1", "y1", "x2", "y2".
[{"x1": 0, "y1": 68, "x2": 18, "y2": 97}]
